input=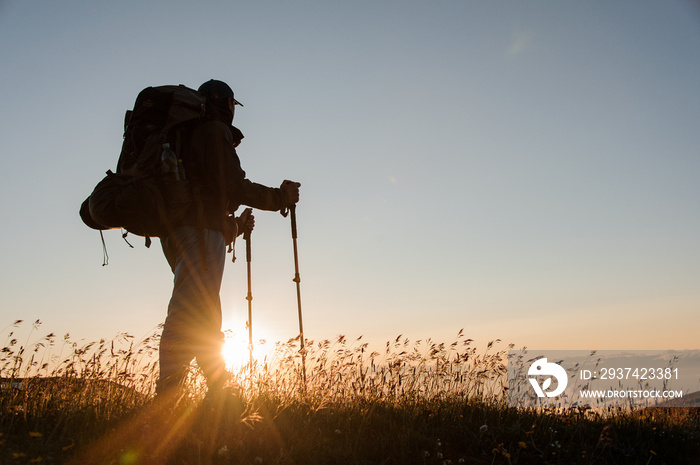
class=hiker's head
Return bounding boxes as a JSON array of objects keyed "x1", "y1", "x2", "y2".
[{"x1": 199, "y1": 80, "x2": 243, "y2": 122}]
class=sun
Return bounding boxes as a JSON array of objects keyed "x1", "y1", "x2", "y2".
[
  {"x1": 221, "y1": 309, "x2": 277, "y2": 370},
  {"x1": 222, "y1": 332, "x2": 253, "y2": 370}
]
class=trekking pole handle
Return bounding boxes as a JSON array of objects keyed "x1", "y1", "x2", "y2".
[
  {"x1": 244, "y1": 229, "x2": 252, "y2": 261},
  {"x1": 290, "y1": 205, "x2": 298, "y2": 240},
  {"x1": 245, "y1": 235, "x2": 252, "y2": 303},
  {"x1": 290, "y1": 205, "x2": 301, "y2": 284},
  {"x1": 241, "y1": 207, "x2": 254, "y2": 241}
]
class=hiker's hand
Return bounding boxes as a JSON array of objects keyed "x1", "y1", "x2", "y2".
[
  {"x1": 280, "y1": 180, "x2": 300, "y2": 206},
  {"x1": 237, "y1": 208, "x2": 254, "y2": 236}
]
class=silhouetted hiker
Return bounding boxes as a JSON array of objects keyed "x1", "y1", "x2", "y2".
[{"x1": 157, "y1": 79, "x2": 300, "y2": 400}]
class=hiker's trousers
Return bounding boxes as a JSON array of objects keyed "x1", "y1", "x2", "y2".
[{"x1": 158, "y1": 226, "x2": 227, "y2": 394}]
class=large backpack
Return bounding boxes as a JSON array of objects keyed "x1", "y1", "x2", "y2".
[{"x1": 80, "y1": 85, "x2": 207, "y2": 251}]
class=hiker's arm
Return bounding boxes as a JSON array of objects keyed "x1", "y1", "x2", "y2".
[
  {"x1": 193, "y1": 121, "x2": 299, "y2": 211},
  {"x1": 238, "y1": 179, "x2": 299, "y2": 212},
  {"x1": 222, "y1": 128, "x2": 300, "y2": 210}
]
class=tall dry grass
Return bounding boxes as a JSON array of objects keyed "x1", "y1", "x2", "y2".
[
  {"x1": 1, "y1": 320, "x2": 698, "y2": 465},
  {"x1": 234, "y1": 329, "x2": 510, "y2": 407}
]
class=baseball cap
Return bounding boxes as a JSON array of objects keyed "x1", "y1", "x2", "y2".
[{"x1": 198, "y1": 79, "x2": 243, "y2": 106}]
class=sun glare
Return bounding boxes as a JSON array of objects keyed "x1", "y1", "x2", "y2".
[
  {"x1": 222, "y1": 334, "x2": 252, "y2": 370},
  {"x1": 221, "y1": 311, "x2": 275, "y2": 370}
]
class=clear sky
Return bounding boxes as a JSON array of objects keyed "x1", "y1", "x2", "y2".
[{"x1": 1, "y1": 1, "x2": 699, "y2": 359}]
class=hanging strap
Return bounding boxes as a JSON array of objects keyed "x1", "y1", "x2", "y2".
[
  {"x1": 100, "y1": 231, "x2": 109, "y2": 266},
  {"x1": 121, "y1": 229, "x2": 135, "y2": 248},
  {"x1": 228, "y1": 236, "x2": 237, "y2": 263}
]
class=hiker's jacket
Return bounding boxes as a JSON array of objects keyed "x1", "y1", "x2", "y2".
[{"x1": 181, "y1": 119, "x2": 288, "y2": 233}]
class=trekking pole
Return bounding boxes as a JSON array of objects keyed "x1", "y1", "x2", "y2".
[
  {"x1": 244, "y1": 214, "x2": 254, "y2": 372},
  {"x1": 289, "y1": 205, "x2": 307, "y2": 386}
]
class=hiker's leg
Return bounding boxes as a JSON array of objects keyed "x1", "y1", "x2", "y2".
[
  {"x1": 196, "y1": 325, "x2": 228, "y2": 392},
  {"x1": 159, "y1": 227, "x2": 227, "y2": 395},
  {"x1": 189, "y1": 230, "x2": 228, "y2": 392},
  {"x1": 158, "y1": 227, "x2": 196, "y2": 395}
]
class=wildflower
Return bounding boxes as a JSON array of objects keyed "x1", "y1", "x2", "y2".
[
  {"x1": 479, "y1": 424, "x2": 488, "y2": 433},
  {"x1": 518, "y1": 441, "x2": 527, "y2": 449}
]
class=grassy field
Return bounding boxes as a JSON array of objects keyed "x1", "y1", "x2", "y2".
[{"x1": 1, "y1": 320, "x2": 698, "y2": 464}]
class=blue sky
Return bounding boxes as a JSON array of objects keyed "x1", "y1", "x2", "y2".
[{"x1": 1, "y1": 1, "x2": 699, "y2": 357}]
